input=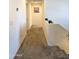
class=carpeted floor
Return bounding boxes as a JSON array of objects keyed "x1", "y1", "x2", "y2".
[{"x1": 14, "y1": 26, "x2": 68, "y2": 59}]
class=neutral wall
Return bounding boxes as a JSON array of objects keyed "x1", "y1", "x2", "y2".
[
  {"x1": 31, "y1": 3, "x2": 43, "y2": 27},
  {"x1": 44, "y1": 0, "x2": 69, "y2": 31},
  {"x1": 9, "y1": 0, "x2": 27, "y2": 59},
  {"x1": 27, "y1": 3, "x2": 32, "y2": 29},
  {"x1": 44, "y1": 22, "x2": 69, "y2": 54}
]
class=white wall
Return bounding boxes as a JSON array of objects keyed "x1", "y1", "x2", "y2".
[
  {"x1": 44, "y1": 0, "x2": 69, "y2": 31},
  {"x1": 31, "y1": 3, "x2": 43, "y2": 27},
  {"x1": 9, "y1": 0, "x2": 27, "y2": 59},
  {"x1": 44, "y1": 22, "x2": 69, "y2": 54},
  {"x1": 43, "y1": 0, "x2": 69, "y2": 54}
]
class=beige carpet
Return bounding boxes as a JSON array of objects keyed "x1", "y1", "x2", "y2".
[{"x1": 14, "y1": 26, "x2": 68, "y2": 59}]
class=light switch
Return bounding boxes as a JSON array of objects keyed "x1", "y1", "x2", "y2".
[{"x1": 16, "y1": 8, "x2": 19, "y2": 11}]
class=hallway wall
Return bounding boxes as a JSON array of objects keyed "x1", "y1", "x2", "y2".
[
  {"x1": 44, "y1": 0, "x2": 69, "y2": 31},
  {"x1": 44, "y1": 22, "x2": 69, "y2": 54},
  {"x1": 9, "y1": 0, "x2": 27, "y2": 59},
  {"x1": 31, "y1": 3, "x2": 43, "y2": 27}
]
